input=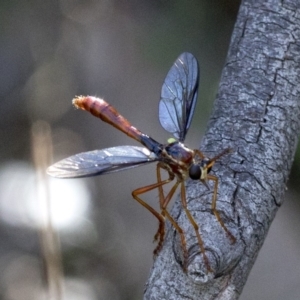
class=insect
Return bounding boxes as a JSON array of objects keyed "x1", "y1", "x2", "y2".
[{"x1": 47, "y1": 52, "x2": 234, "y2": 272}]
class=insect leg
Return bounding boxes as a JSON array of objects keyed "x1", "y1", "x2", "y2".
[
  {"x1": 158, "y1": 180, "x2": 191, "y2": 271},
  {"x1": 194, "y1": 149, "x2": 206, "y2": 159},
  {"x1": 152, "y1": 168, "x2": 191, "y2": 271},
  {"x1": 157, "y1": 162, "x2": 167, "y2": 211},
  {"x1": 153, "y1": 163, "x2": 167, "y2": 242},
  {"x1": 208, "y1": 174, "x2": 236, "y2": 243},
  {"x1": 180, "y1": 182, "x2": 212, "y2": 272},
  {"x1": 153, "y1": 164, "x2": 186, "y2": 257},
  {"x1": 132, "y1": 170, "x2": 174, "y2": 256}
]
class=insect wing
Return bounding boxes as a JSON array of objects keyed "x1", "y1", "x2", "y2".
[
  {"x1": 159, "y1": 52, "x2": 199, "y2": 142},
  {"x1": 47, "y1": 146, "x2": 158, "y2": 178}
]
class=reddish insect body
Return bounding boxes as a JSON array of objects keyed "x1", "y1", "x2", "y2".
[{"x1": 48, "y1": 53, "x2": 234, "y2": 272}]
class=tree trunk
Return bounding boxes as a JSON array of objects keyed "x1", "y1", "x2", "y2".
[{"x1": 144, "y1": 0, "x2": 300, "y2": 299}]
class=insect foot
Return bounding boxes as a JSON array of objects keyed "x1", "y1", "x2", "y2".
[{"x1": 181, "y1": 213, "x2": 243, "y2": 284}]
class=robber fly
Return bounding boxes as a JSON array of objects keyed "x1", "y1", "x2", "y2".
[{"x1": 47, "y1": 52, "x2": 234, "y2": 272}]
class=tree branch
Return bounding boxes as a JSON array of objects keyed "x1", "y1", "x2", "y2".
[{"x1": 145, "y1": 0, "x2": 300, "y2": 299}]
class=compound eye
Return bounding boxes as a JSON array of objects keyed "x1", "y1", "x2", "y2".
[{"x1": 189, "y1": 164, "x2": 201, "y2": 180}]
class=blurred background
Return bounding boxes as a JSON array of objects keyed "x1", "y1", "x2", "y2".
[{"x1": 0, "y1": 1, "x2": 299, "y2": 299}]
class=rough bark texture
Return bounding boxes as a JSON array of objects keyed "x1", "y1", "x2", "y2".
[{"x1": 145, "y1": 0, "x2": 300, "y2": 299}]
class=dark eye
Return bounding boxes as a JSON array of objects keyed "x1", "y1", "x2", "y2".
[{"x1": 189, "y1": 164, "x2": 201, "y2": 180}]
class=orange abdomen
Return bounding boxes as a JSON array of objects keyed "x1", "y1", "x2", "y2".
[{"x1": 73, "y1": 95, "x2": 143, "y2": 143}]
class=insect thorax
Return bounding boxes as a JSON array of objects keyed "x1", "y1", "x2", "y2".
[{"x1": 161, "y1": 141, "x2": 194, "y2": 180}]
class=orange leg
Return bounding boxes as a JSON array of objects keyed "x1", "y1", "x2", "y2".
[
  {"x1": 152, "y1": 164, "x2": 188, "y2": 260},
  {"x1": 155, "y1": 165, "x2": 210, "y2": 271},
  {"x1": 156, "y1": 162, "x2": 167, "y2": 212},
  {"x1": 195, "y1": 148, "x2": 235, "y2": 243},
  {"x1": 132, "y1": 168, "x2": 174, "y2": 255},
  {"x1": 137, "y1": 164, "x2": 190, "y2": 269},
  {"x1": 157, "y1": 178, "x2": 214, "y2": 272},
  {"x1": 207, "y1": 174, "x2": 236, "y2": 243},
  {"x1": 154, "y1": 181, "x2": 190, "y2": 266},
  {"x1": 194, "y1": 149, "x2": 206, "y2": 159},
  {"x1": 179, "y1": 182, "x2": 212, "y2": 272},
  {"x1": 153, "y1": 163, "x2": 166, "y2": 242},
  {"x1": 153, "y1": 165, "x2": 187, "y2": 257}
]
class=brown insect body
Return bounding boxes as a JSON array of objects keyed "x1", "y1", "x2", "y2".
[
  {"x1": 161, "y1": 141, "x2": 194, "y2": 181},
  {"x1": 71, "y1": 95, "x2": 234, "y2": 272},
  {"x1": 74, "y1": 96, "x2": 144, "y2": 144},
  {"x1": 49, "y1": 53, "x2": 235, "y2": 273}
]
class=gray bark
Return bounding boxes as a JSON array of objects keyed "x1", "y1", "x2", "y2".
[{"x1": 144, "y1": 0, "x2": 300, "y2": 299}]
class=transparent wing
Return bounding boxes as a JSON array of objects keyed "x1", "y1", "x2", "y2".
[
  {"x1": 47, "y1": 146, "x2": 158, "y2": 178},
  {"x1": 159, "y1": 52, "x2": 199, "y2": 142}
]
